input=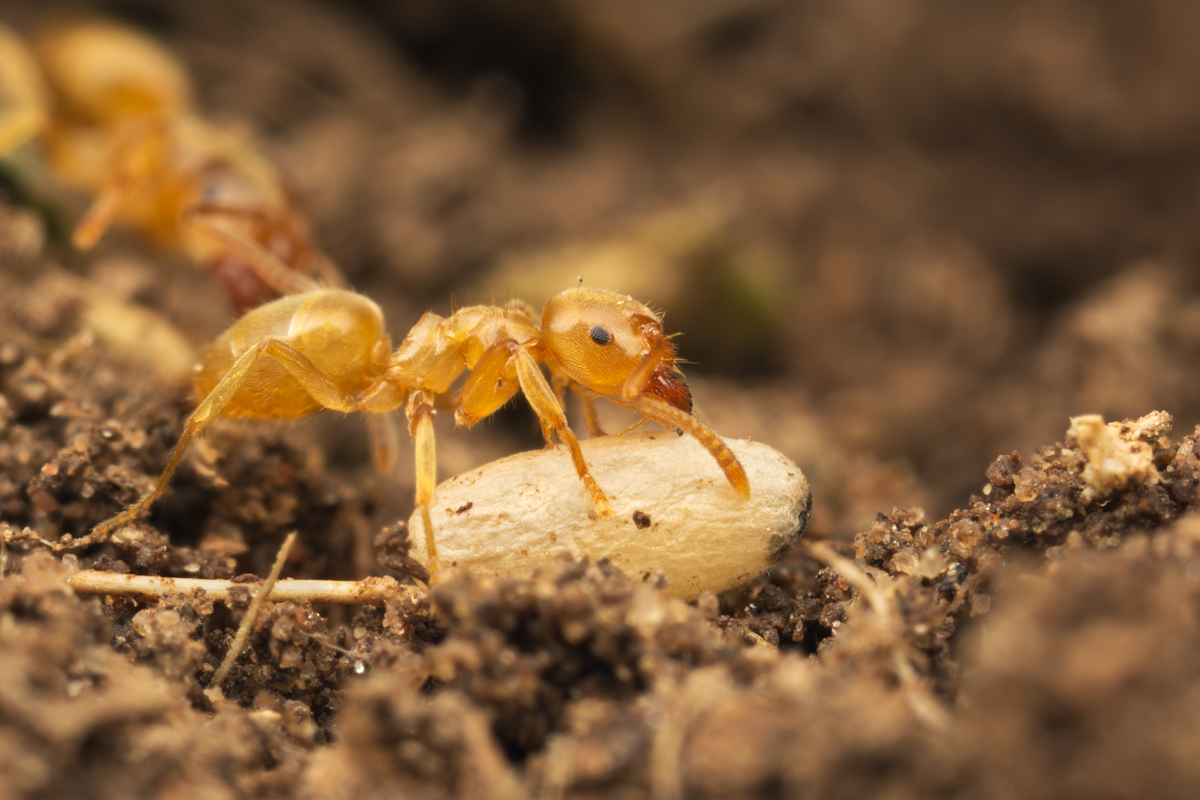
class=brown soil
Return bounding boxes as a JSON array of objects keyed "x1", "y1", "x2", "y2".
[{"x1": 5, "y1": 1, "x2": 1200, "y2": 797}]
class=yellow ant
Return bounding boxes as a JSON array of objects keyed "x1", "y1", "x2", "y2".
[
  {"x1": 88, "y1": 285, "x2": 751, "y2": 579},
  {"x1": 0, "y1": 19, "x2": 340, "y2": 311}
]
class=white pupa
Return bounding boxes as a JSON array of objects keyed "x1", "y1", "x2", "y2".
[{"x1": 408, "y1": 433, "x2": 811, "y2": 600}]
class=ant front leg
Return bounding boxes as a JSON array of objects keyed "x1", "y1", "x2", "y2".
[
  {"x1": 73, "y1": 117, "x2": 171, "y2": 249},
  {"x1": 546, "y1": 375, "x2": 569, "y2": 446},
  {"x1": 186, "y1": 208, "x2": 324, "y2": 297},
  {"x1": 573, "y1": 384, "x2": 606, "y2": 437},
  {"x1": 551, "y1": 375, "x2": 606, "y2": 438},
  {"x1": 512, "y1": 348, "x2": 612, "y2": 517}
]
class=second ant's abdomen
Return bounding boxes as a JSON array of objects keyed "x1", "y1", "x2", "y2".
[
  {"x1": 36, "y1": 21, "x2": 191, "y2": 123},
  {"x1": 194, "y1": 290, "x2": 385, "y2": 419}
]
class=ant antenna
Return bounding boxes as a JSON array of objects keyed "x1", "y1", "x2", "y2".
[{"x1": 576, "y1": 275, "x2": 584, "y2": 287}]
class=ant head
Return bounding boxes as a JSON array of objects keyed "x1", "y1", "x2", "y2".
[
  {"x1": 542, "y1": 288, "x2": 692, "y2": 412},
  {"x1": 192, "y1": 145, "x2": 289, "y2": 212}
]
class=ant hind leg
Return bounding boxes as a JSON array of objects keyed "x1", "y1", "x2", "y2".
[
  {"x1": 366, "y1": 412, "x2": 401, "y2": 476},
  {"x1": 405, "y1": 390, "x2": 440, "y2": 580},
  {"x1": 90, "y1": 338, "x2": 356, "y2": 544}
]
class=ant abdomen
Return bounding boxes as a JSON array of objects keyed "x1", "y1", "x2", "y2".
[
  {"x1": 195, "y1": 290, "x2": 387, "y2": 419},
  {"x1": 35, "y1": 20, "x2": 190, "y2": 123}
]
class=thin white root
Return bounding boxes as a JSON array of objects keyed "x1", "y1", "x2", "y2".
[
  {"x1": 209, "y1": 532, "x2": 296, "y2": 691},
  {"x1": 807, "y1": 541, "x2": 891, "y2": 612},
  {"x1": 67, "y1": 569, "x2": 413, "y2": 605},
  {"x1": 806, "y1": 541, "x2": 950, "y2": 731}
]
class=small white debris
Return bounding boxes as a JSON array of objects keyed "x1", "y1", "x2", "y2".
[
  {"x1": 408, "y1": 433, "x2": 811, "y2": 600},
  {"x1": 1068, "y1": 412, "x2": 1166, "y2": 505}
]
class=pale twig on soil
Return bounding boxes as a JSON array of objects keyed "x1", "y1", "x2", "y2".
[
  {"x1": 538, "y1": 735, "x2": 574, "y2": 800},
  {"x1": 67, "y1": 570, "x2": 414, "y2": 605},
  {"x1": 807, "y1": 541, "x2": 950, "y2": 730},
  {"x1": 209, "y1": 532, "x2": 295, "y2": 692}
]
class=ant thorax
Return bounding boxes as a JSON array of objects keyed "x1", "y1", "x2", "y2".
[{"x1": 450, "y1": 305, "x2": 543, "y2": 366}]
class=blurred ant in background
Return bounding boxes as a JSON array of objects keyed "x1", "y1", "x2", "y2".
[{"x1": 0, "y1": 19, "x2": 340, "y2": 311}]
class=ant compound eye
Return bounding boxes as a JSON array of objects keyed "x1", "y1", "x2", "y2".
[{"x1": 589, "y1": 326, "x2": 613, "y2": 346}]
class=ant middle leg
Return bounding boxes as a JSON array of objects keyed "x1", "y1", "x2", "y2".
[
  {"x1": 72, "y1": 118, "x2": 170, "y2": 248},
  {"x1": 366, "y1": 412, "x2": 401, "y2": 476},
  {"x1": 455, "y1": 342, "x2": 611, "y2": 516},
  {"x1": 405, "y1": 390, "x2": 439, "y2": 578}
]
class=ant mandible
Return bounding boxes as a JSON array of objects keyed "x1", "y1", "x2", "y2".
[
  {"x1": 0, "y1": 19, "x2": 340, "y2": 311},
  {"x1": 89, "y1": 284, "x2": 751, "y2": 578}
]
